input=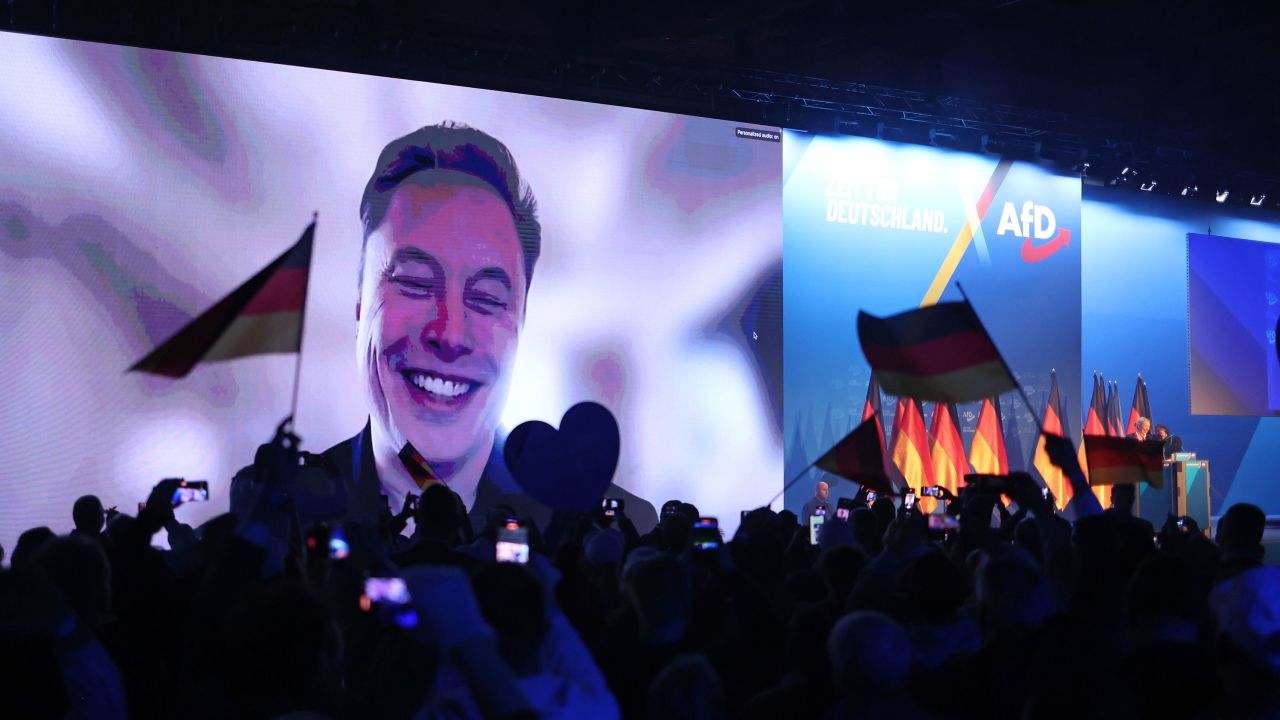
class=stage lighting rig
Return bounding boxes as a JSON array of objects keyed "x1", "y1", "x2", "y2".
[
  {"x1": 1216, "y1": 190, "x2": 1230, "y2": 203},
  {"x1": 1110, "y1": 166, "x2": 1139, "y2": 186},
  {"x1": 1140, "y1": 180, "x2": 1158, "y2": 191},
  {"x1": 1251, "y1": 194, "x2": 1267, "y2": 206}
]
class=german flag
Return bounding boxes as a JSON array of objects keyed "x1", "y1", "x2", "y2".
[
  {"x1": 1084, "y1": 435, "x2": 1164, "y2": 488},
  {"x1": 889, "y1": 397, "x2": 933, "y2": 495},
  {"x1": 398, "y1": 441, "x2": 439, "y2": 489},
  {"x1": 130, "y1": 221, "x2": 315, "y2": 377},
  {"x1": 815, "y1": 418, "x2": 892, "y2": 494},
  {"x1": 862, "y1": 373, "x2": 888, "y2": 457},
  {"x1": 1080, "y1": 373, "x2": 1111, "y2": 508},
  {"x1": 1126, "y1": 375, "x2": 1152, "y2": 436},
  {"x1": 1105, "y1": 380, "x2": 1124, "y2": 437},
  {"x1": 1032, "y1": 371, "x2": 1072, "y2": 509},
  {"x1": 968, "y1": 397, "x2": 1009, "y2": 475},
  {"x1": 857, "y1": 301, "x2": 1017, "y2": 404},
  {"x1": 928, "y1": 402, "x2": 968, "y2": 509}
]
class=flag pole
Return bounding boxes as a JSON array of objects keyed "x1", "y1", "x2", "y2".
[
  {"x1": 287, "y1": 212, "x2": 318, "y2": 427},
  {"x1": 954, "y1": 282, "x2": 1047, "y2": 435}
]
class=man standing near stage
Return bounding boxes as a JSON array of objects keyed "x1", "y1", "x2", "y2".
[
  {"x1": 1155, "y1": 423, "x2": 1183, "y2": 459},
  {"x1": 1111, "y1": 417, "x2": 1151, "y2": 514},
  {"x1": 801, "y1": 480, "x2": 830, "y2": 520}
]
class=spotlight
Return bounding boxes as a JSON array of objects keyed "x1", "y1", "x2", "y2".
[
  {"x1": 1216, "y1": 190, "x2": 1230, "y2": 203},
  {"x1": 1140, "y1": 181, "x2": 1158, "y2": 191},
  {"x1": 1251, "y1": 194, "x2": 1267, "y2": 206},
  {"x1": 1181, "y1": 185, "x2": 1198, "y2": 197}
]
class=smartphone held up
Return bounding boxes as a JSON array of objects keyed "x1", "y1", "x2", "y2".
[
  {"x1": 496, "y1": 521, "x2": 530, "y2": 564},
  {"x1": 692, "y1": 517, "x2": 721, "y2": 551},
  {"x1": 170, "y1": 480, "x2": 209, "y2": 506},
  {"x1": 361, "y1": 576, "x2": 418, "y2": 628}
]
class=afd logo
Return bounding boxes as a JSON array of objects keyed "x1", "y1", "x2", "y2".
[{"x1": 994, "y1": 201, "x2": 1072, "y2": 263}]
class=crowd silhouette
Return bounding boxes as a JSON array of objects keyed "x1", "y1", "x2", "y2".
[{"x1": 0, "y1": 433, "x2": 1276, "y2": 720}]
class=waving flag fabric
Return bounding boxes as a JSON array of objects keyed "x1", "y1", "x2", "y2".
[
  {"x1": 1084, "y1": 435, "x2": 1164, "y2": 488},
  {"x1": 858, "y1": 301, "x2": 1017, "y2": 403},
  {"x1": 130, "y1": 221, "x2": 315, "y2": 378},
  {"x1": 814, "y1": 418, "x2": 893, "y2": 494}
]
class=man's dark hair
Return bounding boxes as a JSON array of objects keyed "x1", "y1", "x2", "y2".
[
  {"x1": 11, "y1": 526, "x2": 55, "y2": 568},
  {"x1": 359, "y1": 122, "x2": 541, "y2": 290},
  {"x1": 1217, "y1": 503, "x2": 1266, "y2": 553},
  {"x1": 415, "y1": 484, "x2": 463, "y2": 545},
  {"x1": 32, "y1": 534, "x2": 112, "y2": 627},
  {"x1": 471, "y1": 563, "x2": 547, "y2": 673},
  {"x1": 1156, "y1": 423, "x2": 1170, "y2": 435},
  {"x1": 71, "y1": 495, "x2": 104, "y2": 535}
]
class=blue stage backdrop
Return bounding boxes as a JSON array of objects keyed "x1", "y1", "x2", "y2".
[
  {"x1": 1082, "y1": 186, "x2": 1280, "y2": 516},
  {"x1": 783, "y1": 132, "x2": 1081, "y2": 512}
]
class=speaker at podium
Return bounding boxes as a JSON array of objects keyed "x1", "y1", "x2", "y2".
[{"x1": 1137, "y1": 452, "x2": 1211, "y2": 536}]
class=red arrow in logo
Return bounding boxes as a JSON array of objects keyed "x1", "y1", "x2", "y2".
[{"x1": 1020, "y1": 227, "x2": 1071, "y2": 263}]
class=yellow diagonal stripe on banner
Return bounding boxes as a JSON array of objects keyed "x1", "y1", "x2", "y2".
[{"x1": 920, "y1": 158, "x2": 1015, "y2": 307}]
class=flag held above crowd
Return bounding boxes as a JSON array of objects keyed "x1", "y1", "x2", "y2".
[
  {"x1": 1083, "y1": 435, "x2": 1164, "y2": 488},
  {"x1": 857, "y1": 300, "x2": 1018, "y2": 404},
  {"x1": 129, "y1": 220, "x2": 316, "y2": 378},
  {"x1": 813, "y1": 418, "x2": 893, "y2": 494}
]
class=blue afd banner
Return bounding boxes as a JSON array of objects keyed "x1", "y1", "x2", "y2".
[{"x1": 783, "y1": 132, "x2": 1081, "y2": 510}]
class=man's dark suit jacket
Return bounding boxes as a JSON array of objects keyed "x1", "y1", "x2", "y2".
[{"x1": 233, "y1": 421, "x2": 659, "y2": 534}]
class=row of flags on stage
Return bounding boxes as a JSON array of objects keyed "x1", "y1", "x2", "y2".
[
  {"x1": 810, "y1": 373, "x2": 1024, "y2": 505},
  {"x1": 809, "y1": 299, "x2": 1164, "y2": 510}
]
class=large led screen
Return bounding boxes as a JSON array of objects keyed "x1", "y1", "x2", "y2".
[
  {"x1": 0, "y1": 33, "x2": 783, "y2": 549},
  {"x1": 1188, "y1": 232, "x2": 1280, "y2": 416}
]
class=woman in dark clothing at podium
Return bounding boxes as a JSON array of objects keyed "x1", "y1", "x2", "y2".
[{"x1": 1155, "y1": 424, "x2": 1183, "y2": 459}]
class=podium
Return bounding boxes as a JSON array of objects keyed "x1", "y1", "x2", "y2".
[{"x1": 1137, "y1": 453, "x2": 1211, "y2": 536}]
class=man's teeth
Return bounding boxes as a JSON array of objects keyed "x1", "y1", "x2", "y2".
[{"x1": 410, "y1": 373, "x2": 472, "y2": 399}]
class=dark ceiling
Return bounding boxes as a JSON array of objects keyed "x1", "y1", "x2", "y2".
[{"x1": 6, "y1": 0, "x2": 1280, "y2": 184}]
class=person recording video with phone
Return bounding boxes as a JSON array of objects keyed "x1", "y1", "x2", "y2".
[{"x1": 233, "y1": 123, "x2": 654, "y2": 531}]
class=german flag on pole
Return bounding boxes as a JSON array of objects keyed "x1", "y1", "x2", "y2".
[
  {"x1": 130, "y1": 221, "x2": 315, "y2": 378},
  {"x1": 1084, "y1": 435, "x2": 1164, "y2": 488},
  {"x1": 968, "y1": 397, "x2": 1009, "y2": 475},
  {"x1": 814, "y1": 418, "x2": 892, "y2": 494},
  {"x1": 398, "y1": 441, "x2": 439, "y2": 489},
  {"x1": 1081, "y1": 373, "x2": 1111, "y2": 508},
  {"x1": 1126, "y1": 374, "x2": 1152, "y2": 436},
  {"x1": 889, "y1": 397, "x2": 933, "y2": 494},
  {"x1": 1105, "y1": 381, "x2": 1123, "y2": 437},
  {"x1": 929, "y1": 402, "x2": 968, "y2": 501},
  {"x1": 862, "y1": 373, "x2": 888, "y2": 457},
  {"x1": 1032, "y1": 371, "x2": 1072, "y2": 509},
  {"x1": 857, "y1": 301, "x2": 1018, "y2": 404}
]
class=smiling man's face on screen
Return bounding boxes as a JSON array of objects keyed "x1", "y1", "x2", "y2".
[{"x1": 357, "y1": 174, "x2": 527, "y2": 484}]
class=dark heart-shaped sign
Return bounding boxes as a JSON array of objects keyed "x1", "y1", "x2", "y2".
[{"x1": 504, "y1": 401, "x2": 620, "y2": 512}]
